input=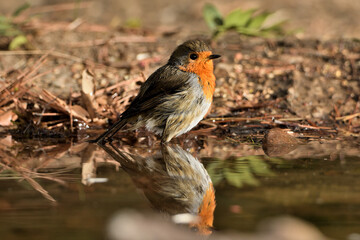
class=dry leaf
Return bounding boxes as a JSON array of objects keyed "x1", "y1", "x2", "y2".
[
  {"x1": 81, "y1": 69, "x2": 95, "y2": 95},
  {"x1": 0, "y1": 135, "x2": 13, "y2": 149},
  {"x1": 0, "y1": 110, "x2": 18, "y2": 126},
  {"x1": 71, "y1": 105, "x2": 90, "y2": 120},
  {"x1": 69, "y1": 142, "x2": 90, "y2": 154},
  {"x1": 39, "y1": 89, "x2": 90, "y2": 122},
  {"x1": 81, "y1": 144, "x2": 97, "y2": 185},
  {"x1": 81, "y1": 69, "x2": 97, "y2": 120}
]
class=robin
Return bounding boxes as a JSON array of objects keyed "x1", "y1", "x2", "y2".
[
  {"x1": 93, "y1": 39, "x2": 220, "y2": 144},
  {"x1": 101, "y1": 143, "x2": 215, "y2": 235}
]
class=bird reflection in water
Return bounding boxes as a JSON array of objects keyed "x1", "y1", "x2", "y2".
[{"x1": 99, "y1": 143, "x2": 215, "y2": 235}]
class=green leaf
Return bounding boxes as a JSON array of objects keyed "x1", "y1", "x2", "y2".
[
  {"x1": 0, "y1": 16, "x2": 22, "y2": 37},
  {"x1": 240, "y1": 172, "x2": 259, "y2": 186},
  {"x1": 0, "y1": 22, "x2": 13, "y2": 32},
  {"x1": 236, "y1": 26, "x2": 260, "y2": 36},
  {"x1": 235, "y1": 161, "x2": 259, "y2": 186},
  {"x1": 267, "y1": 156, "x2": 285, "y2": 165},
  {"x1": 203, "y1": 3, "x2": 223, "y2": 31},
  {"x1": 206, "y1": 160, "x2": 224, "y2": 185},
  {"x1": 224, "y1": 8, "x2": 256, "y2": 28},
  {"x1": 9, "y1": 35, "x2": 27, "y2": 50},
  {"x1": 234, "y1": 158, "x2": 248, "y2": 172},
  {"x1": 224, "y1": 168, "x2": 243, "y2": 188},
  {"x1": 262, "y1": 20, "x2": 287, "y2": 33},
  {"x1": 124, "y1": 18, "x2": 142, "y2": 28},
  {"x1": 0, "y1": 15, "x2": 8, "y2": 23},
  {"x1": 246, "y1": 11, "x2": 271, "y2": 29},
  {"x1": 210, "y1": 173, "x2": 223, "y2": 186},
  {"x1": 248, "y1": 156, "x2": 275, "y2": 176},
  {"x1": 12, "y1": 3, "x2": 31, "y2": 17},
  {"x1": 203, "y1": 2, "x2": 292, "y2": 39}
]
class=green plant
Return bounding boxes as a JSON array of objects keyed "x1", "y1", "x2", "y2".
[
  {"x1": 203, "y1": 3, "x2": 288, "y2": 38},
  {"x1": 124, "y1": 18, "x2": 142, "y2": 29},
  {"x1": 0, "y1": 3, "x2": 30, "y2": 50},
  {"x1": 206, "y1": 155, "x2": 282, "y2": 188}
]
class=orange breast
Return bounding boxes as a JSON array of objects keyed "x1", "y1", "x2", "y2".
[
  {"x1": 190, "y1": 183, "x2": 216, "y2": 235},
  {"x1": 179, "y1": 51, "x2": 216, "y2": 100}
]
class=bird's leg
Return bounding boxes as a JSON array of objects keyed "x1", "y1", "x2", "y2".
[
  {"x1": 90, "y1": 118, "x2": 127, "y2": 143},
  {"x1": 89, "y1": 129, "x2": 112, "y2": 144}
]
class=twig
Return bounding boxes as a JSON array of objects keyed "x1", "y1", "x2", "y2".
[
  {"x1": 67, "y1": 35, "x2": 157, "y2": 48},
  {"x1": 336, "y1": 112, "x2": 360, "y2": 121},
  {"x1": 205, "y1": 115, "x2": 283, "y2": 123},
  {"x1": 23, "y1": 64, "x2": 65, "y2": 87},
  {"x1": 333, "y1": 104, "x2": 341, "y2": 118},
  {"x1": 271, "y1": 119, "x2": 334, "y2": 130},
  {"x1": 69, "y1": 88, "x2": 74, "y2": 132},
  {"x1": 18, "y1": 53, "x2": 49, "y2": 81},
  {"x1": 0, "y1": 53, "x2": 48, "y2": 95},
  {"x1": 190, "y1": 121, "x2": 218, "y2": 134},
  {"x1": 39, "y1": 89, "x2": 89, "y2": 122},
  {"x1": 0, "y1": 50, "x2": 118, "y2": 71},
  {"x1": 0, "y1": 86, "x2": 28, "y2": 107},
  {"x1": 0, "y1": 58, "x2": 62, "y2": 108},
  {"x1": 24, "y1": 20, "x2": 110, "y2": 32},
  {"x1": 35, "y1": 106, "x2": 47, "y2": 126},
  {"x1": 33, "y1": 112, "x2": 63, "y2": 116},
  {"x1": 0, "y1": 50, "x2": 82, "y2": 62},
  {"x1": 22, "y1": 173, "x2": 57, "y2": 203},
  {"x1": 18, "y1": 2, "x2": 93, "y2": 16},
  {"x1": 0, "y1": 152, "x2": 57, "y2": 203}
]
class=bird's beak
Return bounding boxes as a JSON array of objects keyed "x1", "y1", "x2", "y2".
[{"x1": 208, "y1": 54, "x2": 221, "y2": 60}]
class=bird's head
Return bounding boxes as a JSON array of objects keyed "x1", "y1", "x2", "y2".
[{"x1": 168, "y1": 39, "x2": 221, "y2": 75}]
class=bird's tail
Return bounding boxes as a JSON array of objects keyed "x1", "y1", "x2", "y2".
[{"x1": 90, "y1": 117, "x2": 128, "y2": 143}]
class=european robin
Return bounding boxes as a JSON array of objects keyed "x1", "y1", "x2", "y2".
[
  {"x1": 93, "y1": 39, "x2": 220, "y2": 143},
  {"x1": 101, "y1": 143, "x2": 215, "y2": 235}
]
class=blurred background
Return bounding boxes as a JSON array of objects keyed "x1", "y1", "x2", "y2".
[{"x1": 2, "y1": 0, "x2": 360, "y2": 39}]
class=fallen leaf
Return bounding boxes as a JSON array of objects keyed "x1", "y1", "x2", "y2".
[
  {"x1": 39, "y1": 89, "x2": 90, "y2": 122},
  {"x1": 81, "y1": 69, "x2": 97, "y2": 120},
  {"x1": 0, "y1": 110, "x2": 17, "y2": 126}
]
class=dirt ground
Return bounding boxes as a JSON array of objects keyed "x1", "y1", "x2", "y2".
[{"x1": 0, "y1": 0, "x2": 359, "y2": 140}]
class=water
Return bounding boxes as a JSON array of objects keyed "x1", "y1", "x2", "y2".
[{"x1": 0, "y1": 135, "x2": 359, "y2": 240}]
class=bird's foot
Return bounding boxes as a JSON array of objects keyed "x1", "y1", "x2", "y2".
[
  {"x1": 87, "y1": 136, "x2": 113, "y2": 145},
  {"x1": 97, "y1": 137, "x2": 113, "y2": 145},
  {"x1": 87, "y1": 138, "x2": 98, "y2": 143}
]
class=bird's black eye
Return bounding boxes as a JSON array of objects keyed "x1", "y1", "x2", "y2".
[{"x1": 190, "y1": 53, "x2": 198, "y2": 60}]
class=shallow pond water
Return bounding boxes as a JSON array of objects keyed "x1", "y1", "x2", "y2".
[{"x1": 0, "y1": 135, "x2": 359, "y2": 240}]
